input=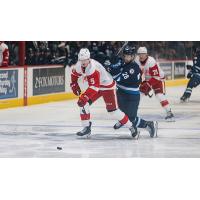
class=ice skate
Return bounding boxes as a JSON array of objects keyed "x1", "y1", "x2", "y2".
[
  {"x1": 129, "y1": 125, "x2": 140, "y2": 139},
  {"x1": 180, "y1": 95, "x2": 190, "y2": 103},
  {"x1": 113, "y1": 121, "x2": 124, "y2": 129},
  {"x1": 76, "y1": 122, "x2": 92, "y2": 138},
  {"x1": 146, "y1": 121, "x2": 158, "y2": 138},
  {"x1": 165, "y1": 110, "x2": 175, "y2": 122}
]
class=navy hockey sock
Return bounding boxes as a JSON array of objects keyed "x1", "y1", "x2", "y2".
[{"x1": 134, "y1": 117, "x2": 147, "y2": 128}]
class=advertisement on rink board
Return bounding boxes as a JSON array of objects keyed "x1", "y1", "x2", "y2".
[
  {"x1": 33, "y1": 67, "x2": 65, "y2": 95},
  {"x1": 159, "y1": 61, "x2": 186, "y2": 80},
  {"x1": 0, "y1": 70, "x2": 18, "y2": 99},
  {"x1": 159, "y1": 62, "x2": 173, "y2": 80},
  {"x1": 174, "y1": 62, "x2": 186, "y2": 78}
]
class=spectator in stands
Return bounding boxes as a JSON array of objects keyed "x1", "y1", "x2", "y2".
[
  {"x1": 0, "y1": 41, "x2": 9, "y2": 67},
  {"x1": 26, "y1": 48, "x2": 35, "y2": 65},
  {"x1": 33, "y1": 48, "x2": 40, "y2": 65},
  {"x1": 43, "y1": 48, "x2": 52, "y2": 64},
  {"x1": 38, "y1": 48, "x2": 45, "y2": 64},
  {"x1": 19, "y1": 41, "x2": 200, "y2": 66},
  {"x1": 7, "y1": 41, "x2": 18, "y2": 65}
]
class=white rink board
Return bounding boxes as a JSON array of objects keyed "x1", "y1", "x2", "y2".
[{"x1": 0, "y1": 85, "x2": 199, "y2": 157}]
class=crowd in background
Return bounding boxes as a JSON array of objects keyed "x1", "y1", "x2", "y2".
[{"x1": 4, "y1": 41, "x2": 200, "y2": 66}]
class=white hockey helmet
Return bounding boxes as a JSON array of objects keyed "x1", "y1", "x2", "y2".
[
  {"x1": 78, "y1": 48, "x2": 90, "y2": 60},
  {"x1": 137, "y1": 47, "x2": 148, "y2": 54}
]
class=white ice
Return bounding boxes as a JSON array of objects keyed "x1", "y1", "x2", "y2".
[{"x1": 0, "y1": 85, "x2": 200, "y2": 157}]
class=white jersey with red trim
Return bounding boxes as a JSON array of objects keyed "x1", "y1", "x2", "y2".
[
  {"x1": 135, "y1": 56, "x2": 165, "y2": 81},
  {"x1": 72, "y1": 59, "x2": 115, "y2": 90},
  {"x1": 0, "y1": 42, "x2": 9, "y2": 66}
]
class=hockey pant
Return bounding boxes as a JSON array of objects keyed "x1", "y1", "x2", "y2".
[
  {"x1": 151, "y1": 80, "x2": 171, "y2": 112},
  {"x1": 80, "y1": 89, "x2": 131, "y2": 127},
  {"x1": 183, "y1": 73, "x2": 200, "y2": 98},
  {"x1": 117, "y1": 89, "x2": 147, "y2": 128}
]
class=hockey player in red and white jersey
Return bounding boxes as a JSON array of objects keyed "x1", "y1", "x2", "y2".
[
  {"x1": 70, "y1": 48, "x2": 139, "y2": 138},
  {"x1": 0, "y1": 42, "x2": 9, "y2": 67},
  {"x1": 135, "y1": 47, "x2": 174, "y2": 121}
]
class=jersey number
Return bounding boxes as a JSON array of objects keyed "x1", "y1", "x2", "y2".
[
  {"x1": 152, "y1": 69, "x2": 159, "y2": 76},
  {"x1": 122, "y1": 72, "x2": 129, "y2": 79},
  {"x1": 89, "y1": 78, "x2": 95, "y2": 85}
]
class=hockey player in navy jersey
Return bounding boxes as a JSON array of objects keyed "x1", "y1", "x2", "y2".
[
  {"x1": 180, "y1": 47, "x2": 200, "y2": 102},
  {"x1": 104, "y1": 46, "x2": 158, "y2": 138}
]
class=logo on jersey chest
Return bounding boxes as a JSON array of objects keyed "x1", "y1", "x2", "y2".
[{"x1": 129, "y1": 68, "x2": 135, "y2": 74}]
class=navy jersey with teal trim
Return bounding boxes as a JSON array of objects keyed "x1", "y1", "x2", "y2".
[
  {"x1": 192, "y1": 56, "x2": 200, "y2": 74},
  {"x1": 108, "y1": 59, "x2": 142, "y2": 94}
]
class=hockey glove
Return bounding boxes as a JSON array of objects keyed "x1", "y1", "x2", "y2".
[
  {"x1": 70, "y1": 82, "x2": 81, "y2": 96},
  {"x1": 139, "y1": 81, "x2": 152, "y2": 95},
  {"x1": 104, "y1": 59, "x2": 111, "y2": 72},
  {"x1": 187, "y1": 72, "x2": 193, "y2": 79},
  {"x1": 104, "y1": 59, "x2": 111, "y2": 67},
  {"x1": 186, "y1": 64, "x2": 192, "y2": 70},
  {"x1": 77, "y1": 94, "x2": 90, "y2": 107}
]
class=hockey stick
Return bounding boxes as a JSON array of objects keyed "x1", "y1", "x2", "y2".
[
  {"x1": 183, "y1": 42, "x2": 189, "y2": 73},
  {"x1": 148, "y1": 93, "x2": 153, "y2": 98},
  {"x1": 116, "y1": 41, "x2": 128, "y2": 56},
  {"x1": 82, "y1": 106, "x2": 87, "y2": 114},
  {"x1": 141, "y1": 91, "x2": 153, "y2": 98}
]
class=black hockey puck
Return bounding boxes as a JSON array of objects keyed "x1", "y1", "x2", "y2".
[{"x1": 57, "y1": 146, "x2": 62, "y2": 150}]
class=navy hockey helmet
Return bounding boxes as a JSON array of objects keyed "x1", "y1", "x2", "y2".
[
  {"x1": 192, "y1": 46, "x2": 200, "y2": 56},
  {"x1": 123, "y1": 45, "x2": 135, "y2": 55}
]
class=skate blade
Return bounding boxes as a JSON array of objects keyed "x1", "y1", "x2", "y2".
[
  {"x1": 180, "y1": 99, "x2": 189, "y2": 103},
  {"x1": 114, "y1": 125, "x2": 123, "y2": 130},
  {"x1": 165, "y1": 117, "x2": 175, "y2": 122},
  {"x1": 133, "y1": 131, "x2": 140, "y2": 140},
  {"x1": 154, "y1": 121, "x2": 158, "y2": 138},
  {"x1": 76, "y1": 133, "x2": 91, "y2": 139}
]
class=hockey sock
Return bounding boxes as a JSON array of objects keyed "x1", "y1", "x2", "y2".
[
  {"x1": 134, "y1": 117, "x2": 148, "y2": 128},
  {"x1": 108, "y1": 109, "x2": 132, "y2": 127},
  {"x1": 80, "y1": 103, "x2": 90, "y2": 127},
  {"x1": 184, "y1": 87, "x2": 192, "y2": 98},
  {"x1": 156, "y1": 93, "x2": 171, "y2": 113}
]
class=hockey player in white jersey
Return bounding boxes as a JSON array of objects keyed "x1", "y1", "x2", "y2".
[
  {"x1": 0, "y1": 42, "x2": 9, "y2": 67},
  {"x1": 70, "y1": 48, "x2": 139, "y2": 138},
  {"x1": 135, "y1": 47, "x2": 174, "y2": 121}
]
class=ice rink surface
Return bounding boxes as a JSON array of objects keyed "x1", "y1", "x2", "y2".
[{"x1": 0, "y1": 85, "x2": 200, "y2": 158}]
